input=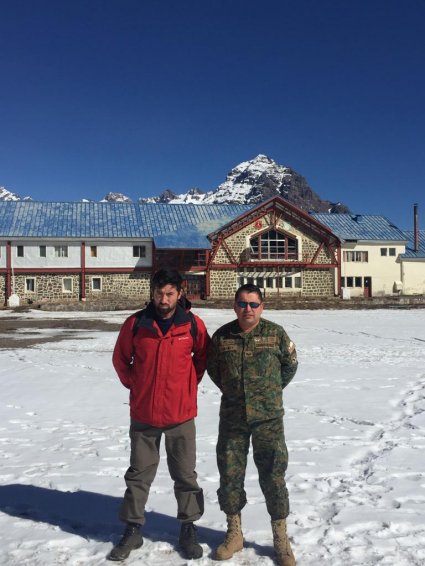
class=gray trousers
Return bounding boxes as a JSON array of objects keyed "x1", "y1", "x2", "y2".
[{"x1": 120, "y1": 418, "x2": 204, "y2": 525}]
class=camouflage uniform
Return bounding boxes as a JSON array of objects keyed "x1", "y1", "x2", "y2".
[{"x1": 207, "y1": 317, "x2": 298, "y2": 520}]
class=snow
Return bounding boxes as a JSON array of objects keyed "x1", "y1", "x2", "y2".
[{"x1": 0, "y1": 308, "x2": 424, "y2": 565}]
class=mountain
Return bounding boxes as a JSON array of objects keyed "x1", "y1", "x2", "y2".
[
  {"x1": 1, "y1": 155, "x2": 351, "y2": 213},
  {"x1": 139, "y1": 155, "x2": 351, "y2": 213},
  {"x1": 0, "y1": 186, "x2": 31, "y2": 201},
  {"x1": 101, "y1": 192, "x2": 132, "y2": 203}
]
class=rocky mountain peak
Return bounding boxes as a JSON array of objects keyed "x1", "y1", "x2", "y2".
[
  {"x1": 101, "y1": 192, "x2": 132, "y2": 203},
  {"x1": 0, "y1": 186, "x2": 31, "y2": 201}
]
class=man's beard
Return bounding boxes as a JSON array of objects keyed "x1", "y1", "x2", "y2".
[{"x1": 156, "y1": 304, "x2": 174, "y2": 317}]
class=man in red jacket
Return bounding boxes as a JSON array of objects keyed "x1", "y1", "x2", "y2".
[{"x1": 109, "y1": 269, "x2": 210, "y2": 561}]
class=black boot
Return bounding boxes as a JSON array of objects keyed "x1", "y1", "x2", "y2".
[
  {"x1": 108, "y1": 523, "x2": 144, "y2": 561},
  {"x1": 179, "y1": 521, "x2": 203, "y2": 559}
]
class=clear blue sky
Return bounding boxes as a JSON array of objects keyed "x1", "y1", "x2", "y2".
[{"x1": 1, "y1": 0, "x2": 424, "y2": 229}]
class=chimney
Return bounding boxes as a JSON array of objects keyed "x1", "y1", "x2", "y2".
[{"x1": 414, "y1": 203, "x2": 419, "y2": 253}]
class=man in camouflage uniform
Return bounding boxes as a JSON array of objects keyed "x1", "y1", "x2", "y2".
[{"x1": 207, "y1": 283, "x2": 298, "y2": 566}]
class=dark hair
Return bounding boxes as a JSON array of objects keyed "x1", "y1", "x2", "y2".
[
  {"x1": 235, "y1": 283, "x2": 263, "y2": 302},
  {"x1": 151, "y1": 269, "x2": 183, "y2": 292}
]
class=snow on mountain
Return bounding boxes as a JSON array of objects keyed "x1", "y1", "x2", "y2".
[
  {"x1": 167, "y1": 187, "x2": 207, "y2": 204},
  {"x1": 139, "y1": 154, "x2": 351, "y2": 213},
  {"x1": 0, "y1": 186, "x2": 31, "y2": 201},
  {"x1": 201, "y1": 154, "x2": 291, "y2": 204},
  {"x1": 101, "y1": 192, "x2": 133, "y2": 203}
]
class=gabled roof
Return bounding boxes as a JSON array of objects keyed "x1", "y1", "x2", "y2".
[
  {"x1": 310, "y1": 213, "x2": 407, "y2": 242},
  {"x1": 0, "y1": 201, "x2": 252, "y2": 249},
  {"x1": 208, "y1": 196, "x2": 340, "y2": 244},
  {"x1": 400, "y1": 230, "x2": 425, "y2": 258}
]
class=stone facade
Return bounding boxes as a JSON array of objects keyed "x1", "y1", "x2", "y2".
[
  {"x1": 209, "y1": 270, "x2": 238, "y2": 299},
  {"x1": 12, "y1": 273, "x2": 81, "y2": 302},
  {"x1": 84, "y1": 272, "x2": 151, "y2": 300},
  {"x1": 302, "y1": 269, "x2": 335, "y2": 296},
  {"x1": 2, "y1": 272, "x2": 152, "y2": 305},
  {"x1": 0, "y1": 275, "x2": 5, "y2": 302}
]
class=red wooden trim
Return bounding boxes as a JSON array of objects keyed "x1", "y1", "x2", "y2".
[
  {"x1": 6, "y1": 241, "x2": 12, "y2": 301},
  {"x1": 221, "y1": 239, "x2": 238, "y2": 264},
  {"x1": 205, "y1": 252, "x2": 211, "y2": 297},
  {"x1": 208, "y1": 237, "x2": 222, "y2": 265},
  {"x1": 310, "y1": 242, "x2": 324, "y2": 264},
  {"x1": 209, "y1": 263, "x2": 239, "y2": 269},
  {"x1": 337, "y1": 246, "x2": 342, "y2": 295},
  {"x1": 304, "y1": 264, "x2": 338, "y2": 269},
  {"x1": 80, "y1": 241, "x2": 86, "y2": 300}
]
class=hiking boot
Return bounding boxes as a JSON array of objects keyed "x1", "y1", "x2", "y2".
[
  {"x1": 215, "y1": 514, "x2": 244, "y2": 560},
  {"x1": 179, "y1": 521, "x2": 203, "y2": 559},
  {"x1": 108, "y1": 523, "x2": 144, "y2": 561},
  {"x1": 271, "y1": 519, "x2": 296, "y2": 566}
]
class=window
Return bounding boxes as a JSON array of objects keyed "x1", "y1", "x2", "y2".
[
  {"x1": 346, "y1": 277, "x2": 354, "y2": 288},
  {"x1": 90, "y1": 246, "x2": 97, "y2": 257},
  {"x1": 250, "y1": 229, "x2": 298, "y2": 260},
  {"x1": 17, "y1": 245, "x2": 24, "y2": 257},
  {"x1": 25, "y1": 278, "x2": 36, "y2": 292},
  {"x1": 55, "y1": 245, "x2": 68, "y2": 258},
  {"x1": 133, "y1": 245, "x2": 146, "y2": 258},
  {"x1": 343, "y1": 251, "x2": 368, "y2": 262},
  {"x1": 91, "y1": 277, "x2": 102, "y2": 291},
  {"x1": 266, "y1": 277, "x2": 274, "y2": 288},
  {"x1": 62, "y1": 278, "x2": 73, "y2": 292},
  {"x1": 381, "y1": 247, "x2": 396, "y2": 257},
  {"x1": 39, "y1": 245, "x2": 46, "y2": 257},
  {"x1": 355, "y1": 277, "x2": 362, "y2": 287}
]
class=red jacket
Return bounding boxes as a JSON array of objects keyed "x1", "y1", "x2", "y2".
[{"x1": 112, "y1": 301, "x2": 210, "y2": 427}]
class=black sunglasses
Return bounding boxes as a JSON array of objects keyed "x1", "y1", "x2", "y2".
[{"x1": 236, "y1": 301, "x2": 262, "y2": 309}]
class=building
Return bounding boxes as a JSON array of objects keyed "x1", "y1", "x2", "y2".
[
  {"x1": 312, "y1": 204, "x2": 425, "y2": 297},
  {"x1": 0, "y1": 198, "x2": 423, "y2": 305}
]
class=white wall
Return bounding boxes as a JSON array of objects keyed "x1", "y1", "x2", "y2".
[
  {"x1": 5, "y1": 239, "x2": 153, "y2": 269},
  {"x1": 84, "y1": 240, "x2": 153, "y2": 268},
  {"x1": 0, "y1": 243, "x2": 5, "y2": 269},
  {"x1": 10, "y1": 242, "x2": 81, "y2": 268},
  {"x1": 401, "y1": 261, "x2": 425, "y2": 294},
  {"x1": 340, "y1": 242, "x2": 405, "y2": 297}
]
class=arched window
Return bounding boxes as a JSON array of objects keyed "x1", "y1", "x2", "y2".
[{"x1": 250, "y1": 229, "x2": 298, "y2": 260}]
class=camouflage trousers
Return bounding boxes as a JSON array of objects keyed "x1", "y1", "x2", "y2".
[{"x1": 216, "y1": 417, "x2": 289, "y2": 520}]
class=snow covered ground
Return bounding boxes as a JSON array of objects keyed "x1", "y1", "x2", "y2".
[{"x1": 0, "y1": 308, "x2": 424, "y2": 565}]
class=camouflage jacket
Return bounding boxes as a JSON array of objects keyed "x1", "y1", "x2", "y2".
[{"x1": 207, "y1": 317, "x2": 298, "y2": 424}]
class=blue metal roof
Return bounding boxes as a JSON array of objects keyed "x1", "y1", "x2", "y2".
[
  {"x1": 0, "y1": 201, "x2": 252, "y2": 249},
  {"x1": 310, "y1": 213, "x2": 407, "y2": 242},
  {"x1": 400, "y1": 230, "x2": 425, "y2": 258}
]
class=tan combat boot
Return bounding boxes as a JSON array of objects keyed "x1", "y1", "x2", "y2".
[
  {"x1": 215, "y1": 514, "x2": 244, "y2": 560},
  {"x1": 271, "y1": 519, "x2": 296, "y2": 566}
]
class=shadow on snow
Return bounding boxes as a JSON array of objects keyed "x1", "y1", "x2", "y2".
[{"x1": 0, "y1": 484, "x2": 273, "y2": 558}]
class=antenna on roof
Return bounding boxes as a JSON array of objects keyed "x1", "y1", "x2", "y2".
[{"x1": 414, "y1": 203, "x2": 419, "y2": 253}]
